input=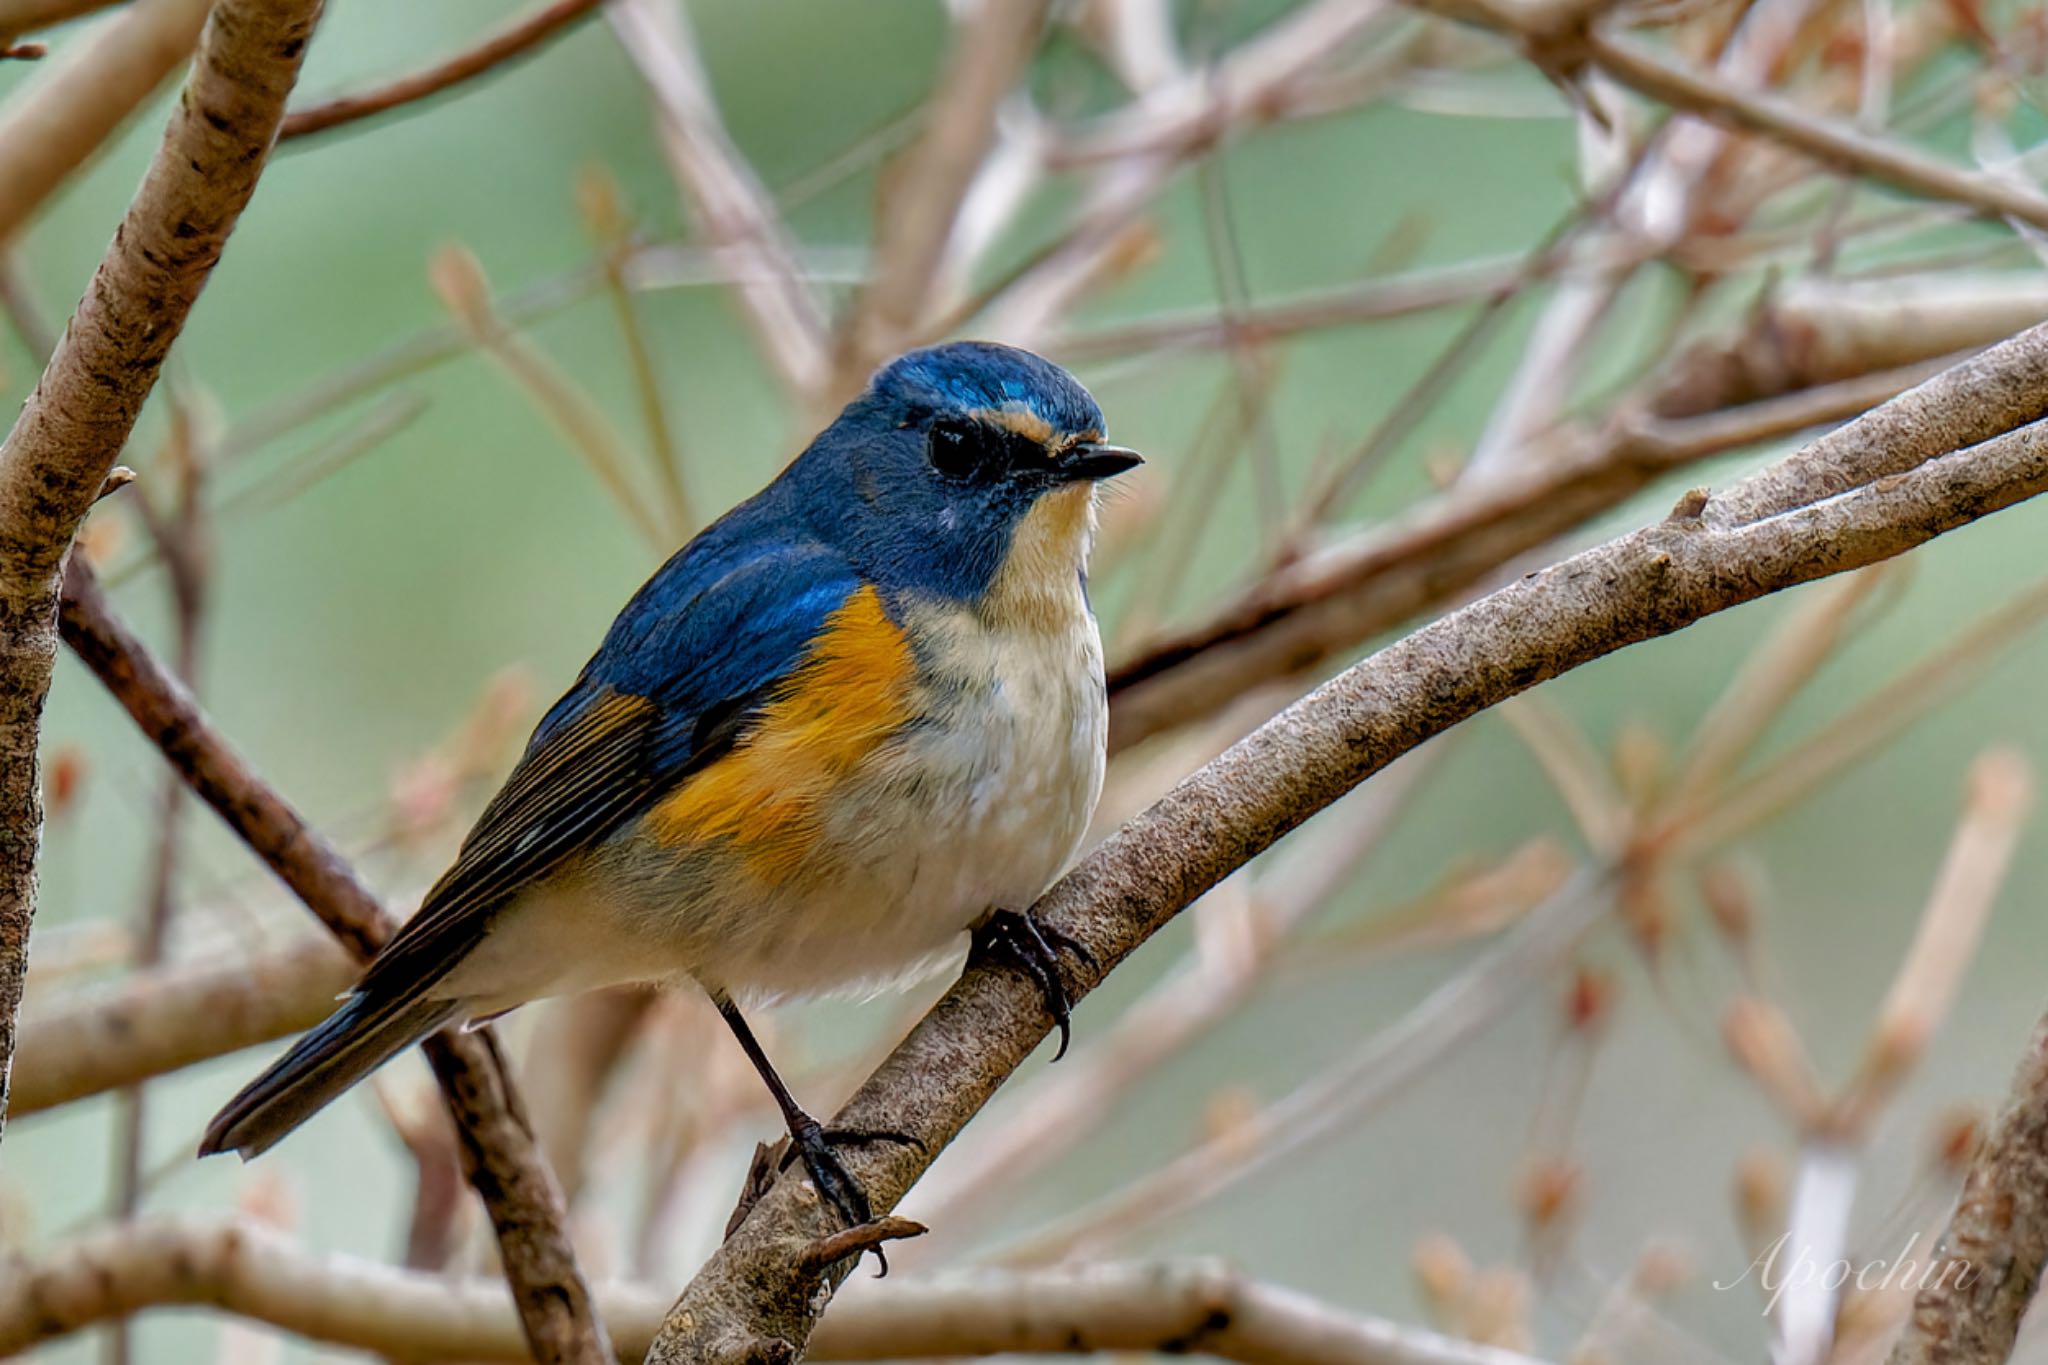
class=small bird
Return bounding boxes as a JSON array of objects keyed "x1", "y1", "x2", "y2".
[{"x1": 200, "y1": 341, "x2": 1140, "y2": 1232}]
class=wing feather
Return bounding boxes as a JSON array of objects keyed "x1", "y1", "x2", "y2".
[{"x1": 356, "y1": 528, "x2": 860, "y2": 1001}]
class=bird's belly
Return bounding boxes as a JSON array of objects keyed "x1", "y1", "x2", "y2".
[
  {"x1": 708, "y1": 632, "x2": 1106, "y2": 998},
  {"x1": 445, "y1": 606, "x2": 1107, "y2": 1012},
  {"x1": 593, "y1": 612, "x2": 1105, "y2": 1000}
]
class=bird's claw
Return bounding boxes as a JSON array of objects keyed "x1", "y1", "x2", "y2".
[
  {"x1": 969, "y1": 908, "x2": 1092, "y2": 1060},
  {"x1": 780, "y1": 1120, "x2": 922, "y2": 1274}
]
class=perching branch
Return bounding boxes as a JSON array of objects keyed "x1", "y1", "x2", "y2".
[
  {"x1": 644, "y1": 320, "x2": 2048, "y2": 1365},
  {"x1": 0, "y1": 1215, "x2": 1556, "y2": 1365},
  {"x1": 0, "y1": 0, "x2": 321, "y2": 1156},
  {"x1": 55, "y1": 559, "x2": 613, "y2": 1365}
]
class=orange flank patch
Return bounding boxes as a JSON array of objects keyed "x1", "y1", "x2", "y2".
[{"x1": 647, "y1": 585, "x2": 916, "y2": 883}]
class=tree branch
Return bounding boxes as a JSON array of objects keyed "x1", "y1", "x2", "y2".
[
  {"x1": 1104, "y1": 355, "x2": 1944, "y2": 754},
  {"x1": 278, "y1": 0, "x2": 608, "y2": 142},
  {"x1": 55, "y1": 559, "x2": 612, "y2": 1365},
  {"x1": 643, "y1": 321, "x2": 2048, "y2": 1365},
  {"x1": 0, "y1": 0, "x2": 320, "y2": 1163},
  {"x1": 9, "y1": 932, "x2": 352, "y2": 1118},
  {"x1": 0, "y1": 1215, "x2": 1554, "y2": 1365},
  {"x1": 0, "y1": 0, "x2": 122, "y2": 42},
  {"x1": 834, "y1": 0, "x2": 1051, "y2": 394},
  {"x1": 1885, "y1": 1004, "x2": 2048, "y2": 1365},
  {"x1": 0, "y1": 0, "x2": 214, "y2": 245}
]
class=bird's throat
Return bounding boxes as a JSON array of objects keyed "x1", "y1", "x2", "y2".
[{"x1": 981, "y1": 483, "x2": 1097, "y2": 633}]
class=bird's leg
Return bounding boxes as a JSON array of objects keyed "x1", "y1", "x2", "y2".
[
  {"x1": 710, "y1": 993, "x2": 920, "y2": 1263},
  {"x1": 967, "y1": 908, "x2": 1096, "y2": 1061}
]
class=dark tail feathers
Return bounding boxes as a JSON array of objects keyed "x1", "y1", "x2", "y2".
[{"x1": 199, "y1": 992, "x2": 457, "y2": 1159}]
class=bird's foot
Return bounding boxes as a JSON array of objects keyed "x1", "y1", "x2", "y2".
[
  {"x1": 968, "y1": 908, "x2": 1096, "y2": 1061},
  {"x1": 778, "y1": 1119, "x2": 922, "y2": 1273}
]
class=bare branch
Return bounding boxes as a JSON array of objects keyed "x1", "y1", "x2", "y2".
[
  {"x1": 10, "y1": 933, "x2": 352, "y2": 1118},
  {"x1": 0, "y1": 1215, "x2": 1558, "y2": 1365},
  {"x1": 0, "y1": 0, "x2": 215, "y2": 246},
  {"x1": 1887, "y1": 1003, "x2": 2048, "y2": 1365},
  {"x1": 55, "y1": 560, "x2": 612, "y2": 1365},
  {"x1": 279, "y1": 0, "x2": 607, "y2": 142},
  {"x1": 0, "y1": 0, "x2": 320, "y2": 1167}
]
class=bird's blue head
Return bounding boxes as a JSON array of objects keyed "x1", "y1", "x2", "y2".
[{"x1": 784, "y1": 341, "x2": 1141, "y2": 610}]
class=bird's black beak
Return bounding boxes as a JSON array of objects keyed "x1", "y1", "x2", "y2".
[{"x1": 1061, "y1": 442, "x2": 1144, "y2": 483}]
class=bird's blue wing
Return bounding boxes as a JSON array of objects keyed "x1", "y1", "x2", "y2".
[{"x1": 356, "y1": 523, "x2": 860, "y2": 1000}]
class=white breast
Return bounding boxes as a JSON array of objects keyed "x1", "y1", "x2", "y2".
[{"x1": 707, "y1": 483, "x2": 1109, "y2": 998}]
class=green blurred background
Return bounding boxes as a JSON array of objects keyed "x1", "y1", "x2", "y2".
[{"x1": 5, "y1": 1, "x2": 2048, "y2": 1361}]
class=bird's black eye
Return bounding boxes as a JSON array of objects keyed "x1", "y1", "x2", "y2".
[{"x1": 926, "y1": 418, "x2": 984, "y2": 479}]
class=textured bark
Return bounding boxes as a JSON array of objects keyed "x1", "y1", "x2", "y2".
[
  {"x1": 1885, "y1": 1010, "x2": 2048, "y2": 1365},
  {"x1": 0, "y1": 0, "x2": 322, "y2": 1152}
]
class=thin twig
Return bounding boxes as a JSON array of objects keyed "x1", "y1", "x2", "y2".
[
  {"x1": 609, "y1": 0, "x2": 829, "y2": 400},
  {"x1": 279, "y1": 0, "x2": 607, "y2": 142}
]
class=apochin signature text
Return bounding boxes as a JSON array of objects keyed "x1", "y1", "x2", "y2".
[{"x1": 1715, "y1": 1233, "x2": 1975, "y2": 1314}]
